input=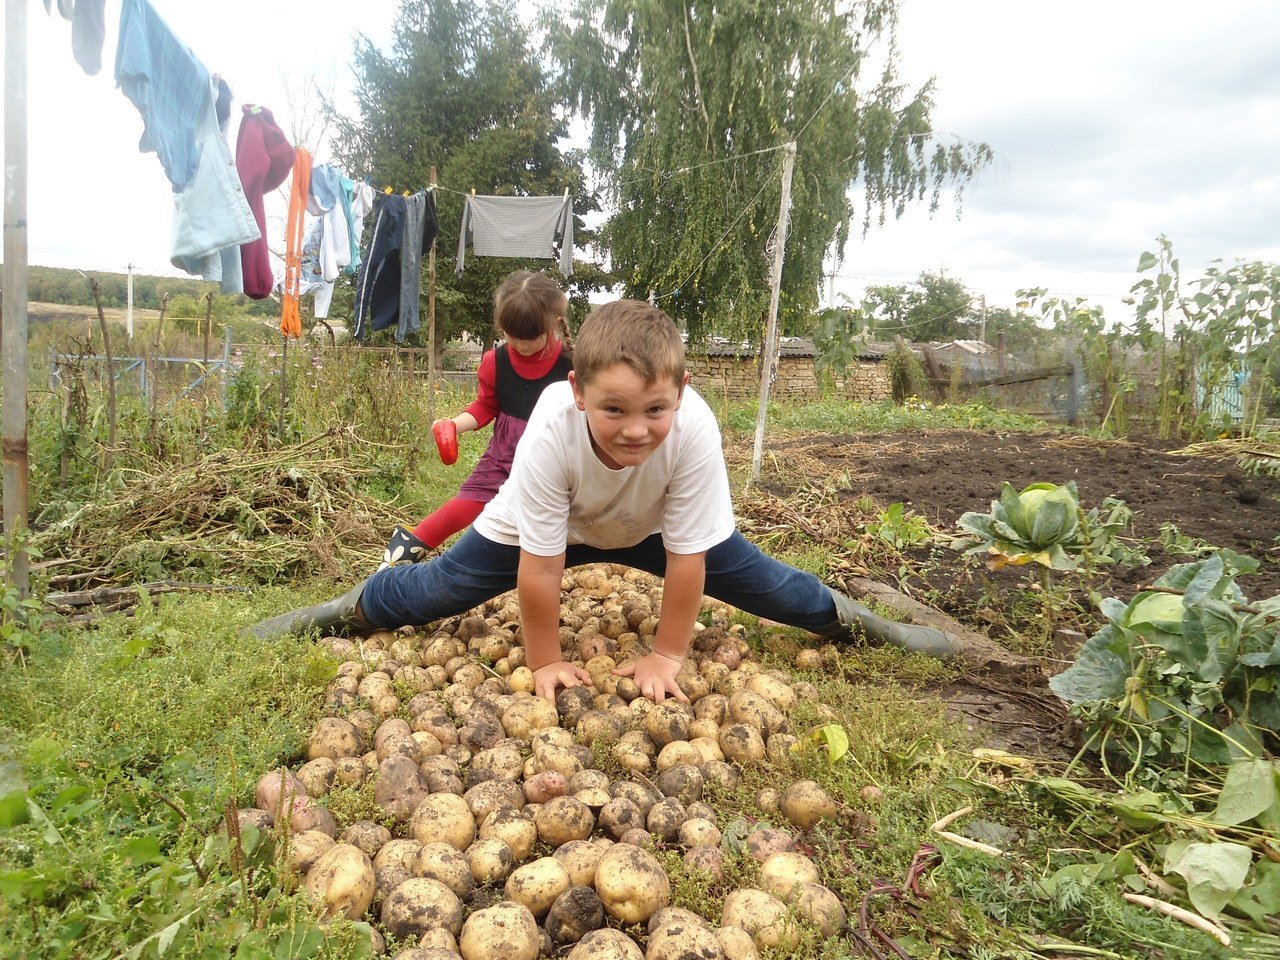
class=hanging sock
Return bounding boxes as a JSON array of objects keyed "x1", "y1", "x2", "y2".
[{"x1": 281, "y1": 147, "x2": 313, "y2": 339}]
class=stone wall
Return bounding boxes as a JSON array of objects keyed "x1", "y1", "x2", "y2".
[{"x1": 687, "y1": 354, "x2": 891, "y2": 402}]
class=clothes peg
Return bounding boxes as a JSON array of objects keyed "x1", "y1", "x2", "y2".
[{"x1": 384, "y1": 185, "x2": 394, "y2": 195}]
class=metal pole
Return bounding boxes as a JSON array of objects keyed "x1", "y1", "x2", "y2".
[
  {"x1": 2, "y1": 0, "x2": 31, "y2": 597},
  {"x1": 427, "y1": 166, "x2": 438, "y2": 423},
  {"x1": 749, "y1": 141, "x2": 796, "y2": 486},
  {"x1": 126, "y1": 262, "x2": 134, "y2": 341}
]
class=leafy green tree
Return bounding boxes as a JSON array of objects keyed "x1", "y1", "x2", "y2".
[
  {"x1": 327, "y1": 0, "x2": 609, "y2": 345},
  {"x1": 545, "y1": 0, "x2": 991, "y2": 344},
  {"x1": 861, "y1": 272, "x2": 976, "y2": 342}
]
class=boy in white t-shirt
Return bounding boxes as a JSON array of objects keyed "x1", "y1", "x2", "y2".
[{"x1": 248, "y1": 300, "x2": 957, "y2": 701}]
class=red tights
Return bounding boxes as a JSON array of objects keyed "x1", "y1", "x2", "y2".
[{"x1": 411, "y1": 498, "x2": 485, "y2": 549}]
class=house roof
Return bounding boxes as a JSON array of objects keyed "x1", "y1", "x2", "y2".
[{"x1": 695, "y1": 336, "x2": 891, "y2": 361}]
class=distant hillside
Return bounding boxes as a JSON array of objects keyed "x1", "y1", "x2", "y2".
[{"x1": 2, "y1": 264, "x2": 277, "y2": 317}]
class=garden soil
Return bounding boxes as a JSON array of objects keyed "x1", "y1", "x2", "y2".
[{"x1": 729, "y1": 429, "x2": 1280, "y2": 761}]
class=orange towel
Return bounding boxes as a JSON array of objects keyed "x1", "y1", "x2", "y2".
[{"x1": 280, "y1": 146, "x2": 313, "y2": 338}]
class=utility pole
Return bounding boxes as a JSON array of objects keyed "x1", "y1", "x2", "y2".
[
  {"x1": 749, "y1": 140, "x2": 796, "y2": 486},
  {"x1": 979, "y1": 293, "x2": 987, "y2": 343},
  {"x1": 3, "y1": 0, "x2": 31, "y2": 597},
  {"x1": 126, "y1": 262, "x2": 134, "y2": 341}
]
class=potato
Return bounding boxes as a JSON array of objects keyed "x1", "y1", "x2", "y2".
[
  {"x1": 643, "y1": 701, "x2": 692, "y2": 746},
  {"x1": 409, "y1": 792, "x2": 476, "y2": 850},
  {"x1": 532, "y1": 743, "x2": 588, "y2": 779},
  {"x1": 289, "y1": 804, "x2": 337, "y2": 837},
  {"x1": 567, "y1": 928, "x2": 644, "y2": 960},
  {"x1": 794, "y1": 882, "x2": 847, "y2": 936},
  {"x1": 611, "y1": 731, "x2": 655, "y2": 775},
  {"x1": 598, "y1": 797, "x2": 645, "y2": 841},
  {"x1": 504, "y1": 855, "x2": 571, "y2": 918},
  {"x1": 744, "y1": 828, "x2": 794, "y2": 861},
  {"x1": 608, "y1": 780, "x2": 659, "y2": 817},
  {"x1": 678, "y1": 818, "x2": 721, "y2": 849},
  {"x1": 654, "y1": 765, "x2": 704, "y2": 805},
  {"x1": 296, "y1": 758, "x2": 337, "y2": 799},
  {"x1": 535, "y1": 796, "x2": 596, "y2": 848},
  {"x1": 374, "y1": 717, "x2": 413, "y2": 750},
  {"x1": 374, "y1": 838, "x2": 424, "y2": 874},
  {"x1": 304, "y1": 842, "x2": 375, "y2": 921},
  {"x1": 375, "y1": 754, "x2": 430, "y2": 821},
  {"x1": 698, "y1": 760, "x2": 739, "y2": 793},
  {"x1": 593, "y1": 843, "x2": 670, "y2": 924},
  {"x1": 715, "y1": 925, "x2": 759, "y2": 960},
  {"x1": 683, "y1": 845, "x2": 723, "y2": 879},
  {"x1": 718, "y1": 724, "x2": 765, "y2": 764},
  {"x1": 645, "y1": 797, "x2": 687, "y2": 842},
  {"x1": 779, "y1": 780, "x2": 839, "y2": 830},
  {"x1": 414, "y1": 841, "x2": 475, "y2": 898},
  {"x1": 460, "y1": 899, "x2": 540, "y2": 960},
  {"x1": 758, "y1": 851, "x2": 821, "y2": 901},
  {"x1": 568, "y1": 769, "x2": 611, "y2": 794},
  {"x1": 746, "y1": 672, "x2": 797, "y2": 712},
  {"x1": 470, "y1": 742, "x2": 525, "y2": 781},
  {"x1": 308, "y1": 718, "x2": 365, "y2": 761},
  {"x1": 655, "y1": 741, "x2": 701, "y2": 772},
  {"x1": 342, "y1": 820, "x2": 391, "y2": 859},
  {"x1": 287, "y1": 830, "x2": 335, "y2": 876},
  {"x1": 646, "y1": 917, "x2": 723, "y2": 960},
  {"x1": 720, "y1": 888, "x2": 797, "y2": 951},
  {"x1": 255, "y1": 767, "x2": 308, "y2": 815},
  {"x1": 576, "y1": 710, "x2": 625, "y2": 745},
  {"x1": 479, "y1": 808, "x2": 538, "y2": 861},
  {"x1": 502, "y1": 696, "x2": 560, "y2": 741},
  {"x1": 546, "y1": 885, "x2": 606, "y2": 945},
  {"x1": 765, "y1": 733, "x2": 798, "y2": 765},
  {"x1": 334, "y1": 756, "x2": 368, "y2": 787},
  {"x1": 465, "y1": 779, "x2": 526, "y2": 822},
  {"x1": 467, "y1": 837, "x2": 514, "y2": 884},
  {"x1": 728, "y1": 690, "x2": 787, "y2": 738},
  {"x1": 381, "y1": 877, "x2": 465, "y2": 940},
  {"x1": 553, "y1": 838, "x2": 610, "y2": 887}
]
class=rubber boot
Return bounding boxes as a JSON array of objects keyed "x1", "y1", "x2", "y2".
[
  {"x1": 245, "y1": 580, "x2": 370, "y2": 641},
  {"x1": 378, "y1": 526, "x2": 429, "y2": 572},
  {"x1": 819, "y1": 587, "x2": 959, "y2": 659}
]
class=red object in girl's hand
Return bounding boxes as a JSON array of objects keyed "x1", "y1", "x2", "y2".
[{"x1": 433, "y1": 420, "x2": 459, "y2": 465}]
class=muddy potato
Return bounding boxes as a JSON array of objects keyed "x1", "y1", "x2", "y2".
[
  {"x1": 765, "y1": 733, "x2": 798, "y2": 765},
  {"x1": 619, "y1": 828, "x2": 652, "y2": 847},
  {"x1": 779, "y1": 780, "x2": 839, "y2": 830},
  {"x1": 463, "y1": 837, "x2": 512, "y2": 885},
  {"x1": 296, "y1": 758, "x2": 337, "y2": 798},
  {"x1": 409, "y1": 792, "x2": 476, "y2": 850},
  {"x1": 465, "y1": 779, "x2": 526, "y2": 822},
  {"x1": 308, "y1": 717, "x2": 365, "y2": 761},
  {"x1": 643, "y1": 701, "x2": 692, "y2": 746},
  {"x1": 715, "y1": 925, "x2": 759, "y2": 960},
  {"x1": 744, "y1": 828, "x2": 794, "y2": 861},
  {"x1": 720, "y1": 888, "x2": 796, "y2": 951},
  {"x1": 304, "y1": 842, "x2": 375, "y2": 921},
  {"x1": 758, "y1": 851, "x2": 820, "y2": 901},
  {"x1": 536, "y1": 796, "x2": 596, "y2": 848},
  {"x1": 501, "y1": 696, "x2": 560, "y2": 740},
  {"x1": 553, "y1": 838, "x2": 611, "y2": 886},
  {"x1": 459, "y1": 899, "x2": 540, "y2": 960},
  {"x1": 745, "y1": 672, "x2": 797, "y2": 712},
  {"x1": 479, "y1": 808, "x2": 538, "y2": 861},
  {"x1": 678, "y1": 817, "x2": 721, "y2": 849},
  {"x1": 654, "y1": 764, "x2": 704, "y2": 805},
  {"x1": 532, "y1": 743, "x2": 587, "y2": 779},
  {"x1": 381, "y1": 877, "x2": 465, "y2": 941},
  {"x1": 333, "y1": 755, "x2": 368, "y2": 787},
  {"x1": 794, "y1": 882, "x2": 847, "y2": 936},
  {"x1": 288, "y1": 830, "x2": 335, "y2": 876},
  {"x1": 647, "y1": 918, "x2": 723, "y2": 960},
  {"x1": 645, "y1": 797, "x2": 687, "y2": 842},
  {"x1": 728, "y1": 690, "x2": 787, "y2": 738},
  {"x1": 611, "y1": 730, "x2": 656, "y2": 775},
  {"x1": 546, "y1": 885, "x2": 607, "y2": 945},
  {"x1": 718, "y1": 723, "x2": 765, "y2": 764},
  {"x1": 598, "y1": 797, "x2": 645, "y2": 841},
  {"x1": 370, "y1": 692, "x2": 403, "y2": 720},
  {"x1": 358, "y1": 671, "x2": 394, "y2": 701},
  {"x1": 755, "y1": 787, "x2": 781, "y2": 816},
  {"x1": 342, "y1": 820, "x2": 392, "y2": 858},
  {"x1": 290, "y1": 804, "x2": 337, "y2": 837},
  {"x1": 699, "y1": 760, "x2": 740, "y2": 792},
  {"x1": 411, "y1": 730, "x2": 445, "y2": 758},
  {"x1": 413, "y1": 841, "x2": 475, "y2": 898},
  {"x1": 504, "y1": 855, "x2": 571, "y2": 918},
  {"x1": 655, "y1": 741, "x2": 701, "y2": 772},
  {"x1": 375, "y1": 838, "x2": 424, "y2": 874},
  {"x1": 609, "y1": 780, "x2": 660, "y2": 817},
  {"x1": 568, "y1": 928, "x2": 645, "y2": 960},
  {"x1": 470, "y1": 741, "x2": 525, "y2": 781},
  {"x1": 593, "y1": 843, "x2": 670, "y2": 924},
  {"x1": 374, "y1": 717, "x2": 413, "y2": 750},
  {"x1": 376, "y1": 754, "x2": 431, "y2": 821},
  {"x1": 683, "y1": 845, "x2": 724, "y2": 879}
]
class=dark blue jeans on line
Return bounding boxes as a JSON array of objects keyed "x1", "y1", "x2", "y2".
[{"x1": 358, "y1": 529, "x2": 839, "y2": 634}]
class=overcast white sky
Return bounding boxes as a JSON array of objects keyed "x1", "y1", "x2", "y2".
[{"x1": 7, "y1": 0, "x2": 1280, "y2": 327}]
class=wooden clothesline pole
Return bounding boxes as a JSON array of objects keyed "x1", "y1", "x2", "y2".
[{"x1": 427, "y1": 165, "x2": 438, "y2": 423}]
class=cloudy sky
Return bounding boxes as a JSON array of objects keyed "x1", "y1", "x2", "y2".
[{"x1": 8, "y1": 1, "x2": 1280, "y2": 327}]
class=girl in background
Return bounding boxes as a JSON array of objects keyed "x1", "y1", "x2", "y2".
[{"x1": 380, "y1": 270, "x2": 573, "y2": 568}]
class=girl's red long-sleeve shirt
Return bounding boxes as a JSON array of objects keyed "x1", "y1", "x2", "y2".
[{"x1": 463, "y1": 339, "x2": 567, "y2": 427}]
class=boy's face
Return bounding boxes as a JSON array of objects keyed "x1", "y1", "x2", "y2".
[{"x1": 570, "y1": 363, "x2": 686, "y2": 470}]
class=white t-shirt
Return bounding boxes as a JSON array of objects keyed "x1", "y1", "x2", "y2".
[{"x1": 473, "y1": 381, "x2": 736, "y2": 557}]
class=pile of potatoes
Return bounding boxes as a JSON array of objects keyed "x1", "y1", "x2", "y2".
[{"x1": 240, "y1": 564, "x2": 860, "y2": 959}]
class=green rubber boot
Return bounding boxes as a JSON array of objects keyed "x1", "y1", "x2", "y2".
[
  {"x1": 245, "y1": 580, "x2": 369, "y2": 641},
  {"x1": 820, "y1": 588, "x2": 959, "y2": 659}
]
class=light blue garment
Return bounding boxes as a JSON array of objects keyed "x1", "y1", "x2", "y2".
[
  {"x1": 307, "y1": 164, "x2": 342, "y2": 215},
  {"x1": 170, "y1": 78, "x2": 260, "y2": 292},
  {"x1": 339, "y1": 175, "x2": 361, "y2": 274},
  {"x1": 114, "y1": 0, "x2": 209, "y2": 192}
]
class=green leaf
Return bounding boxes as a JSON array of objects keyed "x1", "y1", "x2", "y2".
[
  {"x1": 1163, "y1": 840, "x2": 1252, "y2": 920},
  {"x1": 1137, "y1": 251, "x2": 1158, "y2": 271},
  {"x1": 1229, "y1": 859, "x2": 1280, "y2": 924},
  {"x1": 121, "y1": 835, "x2": 166, "y2": 866},
  {"x1": 0, "y1": 789, "x2": 30, "y2": 829},
  {"x1": 1213, "y1": 759, "x2": 1280, "y2": 826}
]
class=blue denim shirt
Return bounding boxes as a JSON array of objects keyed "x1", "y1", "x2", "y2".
[{"x1": 115, "y1": 0, "x2": 209, "y2": 191}]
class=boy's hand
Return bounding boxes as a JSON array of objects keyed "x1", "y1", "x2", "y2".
[
  {"x1": 614, "y1": 651, "x2": 688, "y2": 704},
  {"x1": 533, "y1": 660, "x2": 592, "y2": 702}
]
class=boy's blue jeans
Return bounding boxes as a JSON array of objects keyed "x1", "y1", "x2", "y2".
[{"x1": 359, "y1": 530, "x2": 839, "y2": 634}]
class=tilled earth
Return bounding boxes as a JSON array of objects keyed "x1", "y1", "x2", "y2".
[{"x1": 728, "y1": 429, "x2": 1280, "y2": 760}]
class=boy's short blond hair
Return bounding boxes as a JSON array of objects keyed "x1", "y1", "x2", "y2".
[{"x1": 573, "y1": 300, "x2": 685, "y2": 388}]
